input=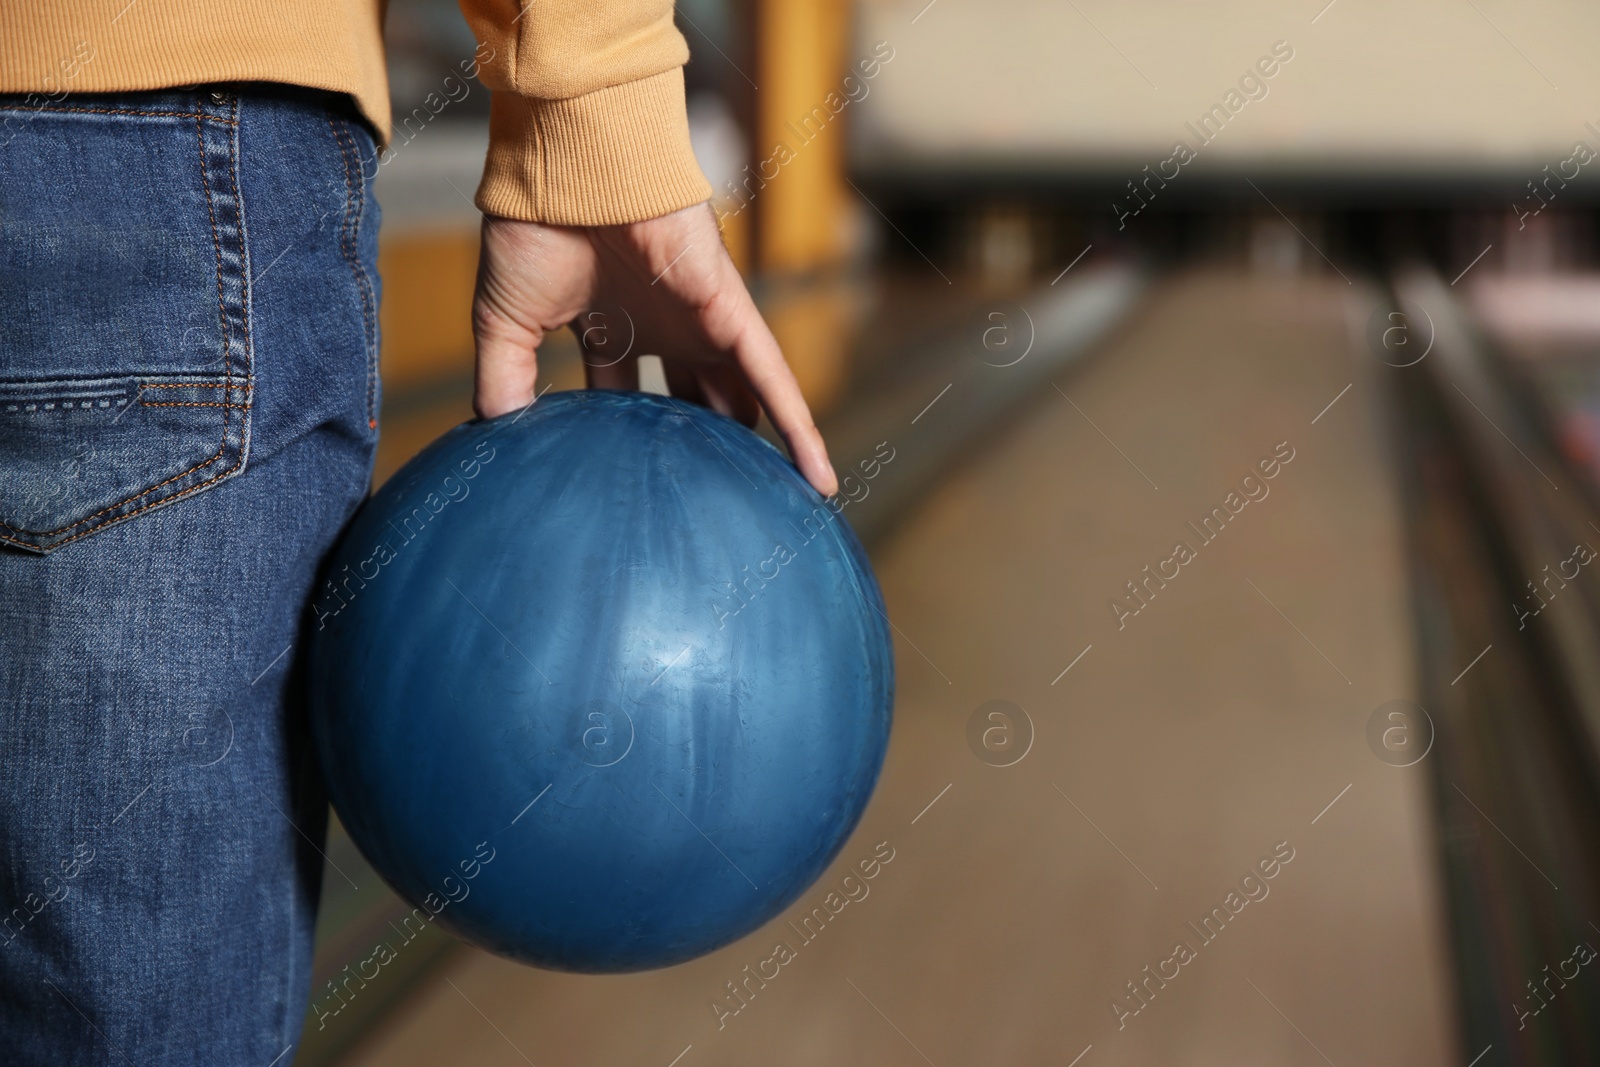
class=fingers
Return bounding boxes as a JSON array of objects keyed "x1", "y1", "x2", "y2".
[
  {"x1": 569, "y1": 204, "x2": 835, "y2": 494},
  {"x1": 630, "y1": 206, "x2": 835, "y2": 493},
  {"x1": 662, "y1": 360, "x2": 761, "y2": 427},
  {"x1": 472, "y1": 215, "x2": 598, "y2": 420},
  {"x1": 724, "y1": 297, "x2": 837, "y2": 497},
  {"x1": 472, "y1": 299, "x2": 540, "y2": 420}
]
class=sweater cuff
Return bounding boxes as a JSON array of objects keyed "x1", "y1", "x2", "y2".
[{"x1": 475, "y1": 67, "x2": 713, "y2": 226}]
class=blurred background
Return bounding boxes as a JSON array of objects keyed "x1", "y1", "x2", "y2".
[{"x1": 299, "y1": 1, "x2": 1600, "y2": 1063}]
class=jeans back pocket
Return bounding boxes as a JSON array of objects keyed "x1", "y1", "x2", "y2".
[{"x1": 0, "y1": 90, "x2": 253, "y2": 553}]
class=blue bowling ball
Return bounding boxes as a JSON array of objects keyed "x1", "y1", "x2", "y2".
[{"x1": 308, "y1": 390, "x2": 894, "y2": 972}]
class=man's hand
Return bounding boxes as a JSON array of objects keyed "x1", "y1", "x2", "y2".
[{"x1": 470, "y1": 202, "x2": 838, "y2": 497}]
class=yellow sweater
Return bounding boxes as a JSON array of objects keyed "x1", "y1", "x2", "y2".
[{"x1": 0, "y1": 1, "x2": 712, "y2": 225}]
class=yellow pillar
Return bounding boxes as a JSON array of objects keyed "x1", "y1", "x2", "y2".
[{"x1": 752, "y1": 0, "x2": 852, "y2": 275}]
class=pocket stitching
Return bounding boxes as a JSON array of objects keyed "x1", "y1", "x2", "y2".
[
  {"x1": 0, "y1": 102, "x2": 252, "y2": 550},
  {"x1": 0, "y1": 401, "x2": 244, "y2": 538},
  {"x1": 137, "y1": 381, "x2": 254, "y2": 410},
  {"x1": 0, "y1": 376, "x2": 250, "y2": 536},
  {"x1": 325, "y1": 116, "x2": 378, "y2": 431},
  {"x1": 0, "y1": 106, "x2": 234, "y2": 124},
  {"x1": 0, "y1": 447, "x2": 248, "y2": 550}
]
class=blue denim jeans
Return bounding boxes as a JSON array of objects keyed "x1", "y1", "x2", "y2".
[{"x1": 0, "y1": 85, "x2": 380, "y2": 1063}]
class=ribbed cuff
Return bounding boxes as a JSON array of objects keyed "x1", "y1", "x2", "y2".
[{"x1": 475, "y1": 67, "x2": 713, "y2": 227}]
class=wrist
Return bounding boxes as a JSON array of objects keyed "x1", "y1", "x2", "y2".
[{"x1": 475, "y1": 68, "x2": 713, "y2": 227}]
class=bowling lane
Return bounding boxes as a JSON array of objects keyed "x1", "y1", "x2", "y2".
[{"x1": 334, "y1": 269, "x2": 1456, "y2": 1066}]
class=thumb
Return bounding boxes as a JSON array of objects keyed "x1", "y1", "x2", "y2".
[
  {"x1": 472, "y1": 294, "x2": 542, "y2": 420},
  {"x1": 470, "y1": 214, "x2": 589, "y2": 420}
]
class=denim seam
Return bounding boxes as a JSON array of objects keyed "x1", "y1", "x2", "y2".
[
  {"x1": 139, "y1": 382, "x2": 253, "y2": 409},
  {"x1": 0, "y1": 446, "x2": 235, "y2": 542},
  {"x1": 0, "y1": 413, "x2": 225, "y2": 527},
  {"x1": 0, "y1": 380, "x2": 248, "y2": 410},
  {"x1": 0, "y1": 106, "x2": 237, "y2": 124},
  {"x1": 0, "y1": 101, "x2": 252, "y2": 549},
  {"x1": 2, "y1": 402, "x2": 124, "y2": 412},
  {"x1": 324, "y1": 116, "x2": 379, "y2": 430},
  {"x1": 139, "y1": 402, "x2": 252, "y2": 409},
  {"x1": 201, "y1": 106, "x2": 235, "y2": 406}
]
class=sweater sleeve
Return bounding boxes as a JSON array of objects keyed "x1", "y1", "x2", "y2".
[{"x1": 458, "y1": 0, "x2": 713, "y2": 225}]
